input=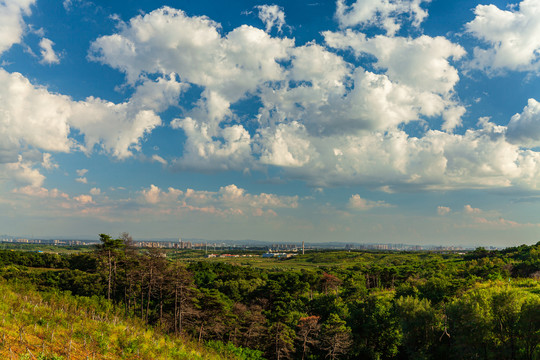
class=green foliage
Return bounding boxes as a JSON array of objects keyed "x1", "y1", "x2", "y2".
[
  {"x1": 3, "y1": 238, "x2": 540, "y2": 359},
  {"x1": 205, "y1": 340, "x2": 265, "y2": 360}
]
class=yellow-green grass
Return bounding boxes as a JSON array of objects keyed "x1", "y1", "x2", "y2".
[{"x1": 0, "y1": 280, "x2": 240, "y2": 360}]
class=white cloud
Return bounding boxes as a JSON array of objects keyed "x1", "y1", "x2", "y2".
[
  {"x1": 289, "y1": 42, "x2": 351, "y2": 88},
  {"x1": 0, "y1": 69, "x2": 184, "y2": 161},
  {"x1": 256, "y1": 5, "x2": 286, "y2": 33},
  {"x1": 324, "y1": 31, "x2": 465, "y2": 131},
  {"x1": 466, "y1": 0, "x2": 540, "y2": 73},
  {"x1": 138, "y1": 183, "x2": 297, "y2": 216},
  {"x1": 90, "y1": 7, "x2": 293, "y2": 158},
  {"x1": 172, "y1": 117, "x2": 252, "y2": 172},
  {"x1": 0, "y1": 69, "x2": 72, "y2": 156},
  {"x1": 324, "y1": 33, "x2": 465, "y2": 94},
  {"x1": 141, "y1": 184, "x2": 183, "y2": 204},
  {"x1": 348, "y1": 194, "x2": 392, "y2": 210},
  {"x1": 335, "y1": 0, "x2": 430, "y2": 35},
  {"x1": 39, "y1": 38, "x2": 60, "y2": 64},
  {"x1": 437, "y1": 206, "x2": 451, "y2": 215},
  {"x1": 73, "y1": 194, "x2": 94, "y2": 204},
  {"x1": 13, "y1": 185, "x2": 68, "y2": 199},
  {"x1": 258, "y1": 122, "x2": 314, "y2": 167},
  {"x1": 257, "y1": 116, "x2": 540, "y2": 190},
  {"x1": 464, "y1": 204, "x2": 482, "y2": 214},
  {"x1": 89, "y1": 187, "x2": 101, "y2": 195},
  {"x1": 89, "y1": 7, "x2": 292, "y2": 101},
  {"x1": 70, "y1": 98, "x2": 161, "y2": 159},
  {"x1": 41, "y1": 153, "x2": 57, "y2": 170},
  {"x1": 31, "y1": 5, "x2": 537, "y2": 194},
  {"x1": 1, "y1": 155, "x2": 45, "y2": 187},
  {"x1": 0, "y1": 0, "x2": 34, "y2": 55},
  {"x1": 472, "y1": 216, "x2": 533, "y2": 229},
  {"x1": 151, "y1": 154, "x2": 167, "y2": 165},
  {"x1": 219, "y1": 184, "x2": 298, "y2": 209},
  {"x1": 506, "y1": 98, "x2": 540, "y2": 147},
  {"x1": 75, "y1": 169, "x2": 88, "y2": 184}
]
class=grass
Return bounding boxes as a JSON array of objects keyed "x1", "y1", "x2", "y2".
[
  {"x1": 177, "y1": 250, "x2": 465, "y2": 272},
  {"x1": 0, "y1": 280, "x2": 244, "y2": 360}
]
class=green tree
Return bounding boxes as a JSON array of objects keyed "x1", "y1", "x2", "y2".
[
  {"x1": 320, "y1": 313, "x2": 352, "y2": 360},
  {"x1": 350, "y1": 294, "x2": 401, "y2": 359},
  {"x1": 517, "y1": 296, "x2": 540, "y2": 360},
  {"x1": 395, "y1": 296, "x2": 441, "y2": 360},
  {"x1": 268, "y1": 321, "x2": 295, "y2": 360},
  {"x1": 97, "y1": 233, "x2": 125, "y2": 301}
]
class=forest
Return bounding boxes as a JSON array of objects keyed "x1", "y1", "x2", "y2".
[{"x1": 1, "y1": 235, "x2": 540, "y2": 360}]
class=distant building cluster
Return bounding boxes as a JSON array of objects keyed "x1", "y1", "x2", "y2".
[
  {"x1": 345, "y1": 243, "x2": 467, "y2": 251},
  {"x1": 205, "y1": 254, "x2": 258, "y2": 258},
  {"x1": 262, "y1": 252, "x2": 297, "y2": 258},
  {"x1": 0, "y1": 238, "x2": 95, "y2": 246},
  {"x1": 1, "y1": 236, "x2": 492, "y2": 252}
]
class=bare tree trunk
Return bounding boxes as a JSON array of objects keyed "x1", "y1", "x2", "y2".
[
  {"x1": 107, "y1": 250, "x2": 112, "y2": 300},
  {"x1": 146, "y1": 267, "x2": 153, "y2": 323},
  {"x1": 140, "y1": 272, "x2": 145, "y2": 320},
  {"x1": 174, "y1": 284, "x2": 178, "y2": 335}
]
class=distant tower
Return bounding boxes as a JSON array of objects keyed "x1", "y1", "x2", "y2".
[
  {"x1": 302, "y1": 241, "x2": 305, "y2": 255},
  {"x1": 179, "y1": 237, "x2": 182, "y2": 249}
]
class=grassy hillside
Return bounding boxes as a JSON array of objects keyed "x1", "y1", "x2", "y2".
[{"x1": 0, "y1": 280, "x2": 247, "y2": 360}]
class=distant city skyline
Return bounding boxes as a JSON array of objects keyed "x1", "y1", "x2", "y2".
[{"x1": 1, "y1": 0, "x2": 540, "y2": 247}]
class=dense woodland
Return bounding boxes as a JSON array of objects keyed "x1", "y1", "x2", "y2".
[{"x1": 1, "y1": 235, "x2": 540, "y2": 360}]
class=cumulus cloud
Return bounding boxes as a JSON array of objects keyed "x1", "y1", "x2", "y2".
[
  {"x1": 335, "y1": 0, "x2": 430, "y2": 35},
  {"x1": 39, "y1": 38, "x2": 60, "y2": 64},
  {"x1": 258, "y1": 122, "x2": 314, "y2": 167},
  {"x1": 41, "y1": 153, "x2": 57, "y2": 170},
  {"x1": 464, "y1": 204, "x2": 482, "y2": 214},
  {"x1": 171, "y1": 117, "x2": 252, "y2": 172},
  {"x1": 258, "y1": 116, "x2": 540, "y2": 190},
  {"x1": 70, "y1": 98, "x2": 161, "y2": 159},
  {"x1": 89, "y1": 7, "x2": 293, "y2": 168},
  {"x1": 348, "y1": 194, "x2": 393, "y2": 210},
  {"x1": 89, "y1": 7, "x2": 292, "y2": 100},
  {"x1": 472, "y1": 216, "x2": 533, "y2": 229},
  {"x1": 256, "y1": 5, "x2": 286, "y2": 33},
  {"x1": 324, "y1": 31, "x2": 466, "y2": 131},
  {"x1": 139, "y1": 183, "x2": 298, "y2": 216},
  {"x1": 141, "y1": 184, "x2": 183, "y2": 204},
  {"x1": 1, "y1": 155, "x2": 45, "y2": 187},
  {"x1": 73, "y1": 194, "x2": 93, "y2": 204},
  {"x1": 3, "y1": 4, "x2": 536, "y2": 195},
  {"x1": 506, "y1": 98, "x2": 540, "y2": 147},
  {"x1": 466, "y1": 0, "x2": 540, "y2": 73},
  {"x1": 0, "y1": 70, "x2": 187, "y2": 191},
  {"x1": 0, "y1": 69, "x2": 185, "y2": 162},
  {"x1": 437, "y1": 206, "x2": 451, "y2": 215},
  {"x1": 455, "y1": 203, "x2": 538, "y2": 229},
  {"x1": 0, "y1": 0, "x2": 34, "y2": 55},
  {"x1": 0, "y1": 69, "x2": 72, "y2": 157},
  {"x1": 13, "y1": 185, "x2": 68, "y2": 198},
  {"x1": 75, "y1": 169, "x2": 88, "y2": 184}
]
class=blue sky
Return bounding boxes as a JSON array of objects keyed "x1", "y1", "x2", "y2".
[{"x1": 1, "y1": 0, "x2": 540, "y2": 246}]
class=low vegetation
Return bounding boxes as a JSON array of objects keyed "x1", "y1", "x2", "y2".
[
  {"x1": 0, "y1": 280, "x2": 253, "y2": 359},
  {"x1": 1, "y1": 236, "x2": 540, "y2": 359}
]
